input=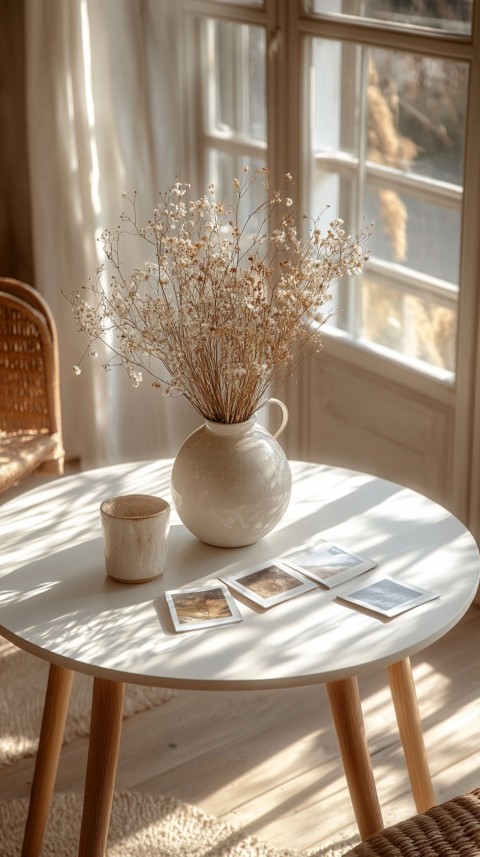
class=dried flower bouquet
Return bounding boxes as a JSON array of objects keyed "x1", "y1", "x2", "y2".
[{"x1": 69, "y1": 168, "x2": 370, "y2": 424}]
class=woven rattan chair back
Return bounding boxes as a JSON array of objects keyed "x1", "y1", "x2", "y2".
[
  {"x1": 0, "y1": 278, "x2": 64, "y2": 493},
  {"x1": 343, "y1": 789, "x2": 480, "y2": 857}
]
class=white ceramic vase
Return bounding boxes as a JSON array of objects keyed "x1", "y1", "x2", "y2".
[{"x1": 171, "y1": 399, "x2": 292, "y2": 548}]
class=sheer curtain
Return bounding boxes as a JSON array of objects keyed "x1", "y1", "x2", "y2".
[{"x1": 24, "y1": 0, "x2": 201, "y2": 468}]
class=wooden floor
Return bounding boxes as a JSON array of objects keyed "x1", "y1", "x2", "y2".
[{"x1": 1, "y1": 603, "x2": 479, "y2": 852}]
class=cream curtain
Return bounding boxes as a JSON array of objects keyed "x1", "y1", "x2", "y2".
[{"x1": 24, "y1": 0, "x2": 200, "y2": 468}]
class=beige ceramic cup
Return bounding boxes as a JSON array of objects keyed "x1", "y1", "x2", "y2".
[{"x1": 100, "y1": 494, "x2": 170, "y2": 583}]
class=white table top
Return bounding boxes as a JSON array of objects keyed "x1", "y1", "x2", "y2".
[{"x1": 0, "y1": 460, "x2": 478, "y2": 690}]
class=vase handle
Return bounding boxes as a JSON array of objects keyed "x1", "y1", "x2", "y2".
[{"x1": 258, "y1": 398, "x2": 289, "y2": 439}]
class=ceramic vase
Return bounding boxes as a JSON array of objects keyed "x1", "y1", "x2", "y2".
[{"x1": 171, "y1": 399, "x2": 292, "y2": 547}]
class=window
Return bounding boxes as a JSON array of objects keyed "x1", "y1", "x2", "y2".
[
  {"x1": 184, "y1": 0, "x2": 477, "y2": 381},
  {"x1": 308, "y1": 38, "x2": 467, "y2": 375}
]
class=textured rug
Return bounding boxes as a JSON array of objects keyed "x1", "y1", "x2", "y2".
[
  {"x1": 0, "y1": 638, "x2": 175, "y2": 767},
  {"x1": 0, "y1": 791, "x2": 360, "y2": 856}
]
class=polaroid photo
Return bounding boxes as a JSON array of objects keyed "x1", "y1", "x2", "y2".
[
  {"x1": 340, "y1": 576, "x2": 439, "y2": 618},
  {"x1": 165, "y1": 582, "x2": 243, "y2": 633},
  {"x1": 220, "y1": 560, "x2": 317, "y2": 609},
  {"x1": 283, "y1": 539, "x2": 377, "y2": 588}
]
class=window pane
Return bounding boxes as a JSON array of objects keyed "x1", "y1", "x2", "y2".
[
  {"x1": 366, "y1": 186, "x2": 462, "y2": 281},
  {"x1": 308, "y1": 0, "x2": 473, "y2": 36},
  {"x1": 205, "y1": 20, "x2": 266, "y2": 142},
  {"x1": 369, "y1": 50, "x2": 468, "y2": 184},
  {"x1": 312, "y1": 167, "x2": 358, "y2": 229},
  {"x1": 206, "y1": 149, "x2": 267, "y2": 214},
  {"x1": 312, "y1": 39, "x2": 361, "y2": 158},
  {"x1": 362, "y1": 278, "x2": 457, "y2": 372},
  {"x1": 308, "y1": 36, "x2": 467, "y2": 373}
]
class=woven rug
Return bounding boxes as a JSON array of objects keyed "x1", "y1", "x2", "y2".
[
  {"x1": 0, "y1": 791, "x2": 359, "y2": 856},
  {"x1": 0, "y1": 638, "x2": 175, "y2": 767}
]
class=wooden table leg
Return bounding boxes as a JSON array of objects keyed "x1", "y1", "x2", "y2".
[
  {"x1": 387, "y1": 657, "x2": 436, "y2": 813},
  {"x1": 326, "y1": 676, "x2": 384, "y2": 840},
  {"x1": 21, "y1": 663, "x2": 74, "y2": 857},
  {"x1": 77, "y1": 677, "x2": 125, "y2": 857}
]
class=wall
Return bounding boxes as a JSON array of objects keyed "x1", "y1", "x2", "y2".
[
  {"x1": 0, "y1": 1, "x2": 34, "y2": 284},
  {"x1": 282, "y1": 349, "x2": 453, "y2": 508}
]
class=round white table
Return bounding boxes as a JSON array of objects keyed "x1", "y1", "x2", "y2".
[{"x1": 1, "y1": 460, "x2": 478, "y2": 857}]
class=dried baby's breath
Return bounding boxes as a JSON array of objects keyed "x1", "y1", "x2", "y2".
[{"x1": 68, "y1": 169, "x2": 370, "y2": 423}]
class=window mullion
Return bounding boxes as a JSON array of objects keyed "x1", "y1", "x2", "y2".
[
  {"x1": 351, "y1": 43, "x2": 370, "y2": 340},
  {"x1": 314, "y1": 153, "x2": 463, "y2": 209},
  {"x1": 201, "y1": 132, "x2": 267, "y2": 158},
  {"x1": 367, "y1": 259, "x2": 458, "y2": 305}
]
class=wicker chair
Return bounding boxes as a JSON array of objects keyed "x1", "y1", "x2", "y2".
[
  {"x1": 343, "y1": 789, "x2": 480, "y2": 857},
  {"x1": 0, "y1": 278, "x2": 64, "y2": 494}
]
